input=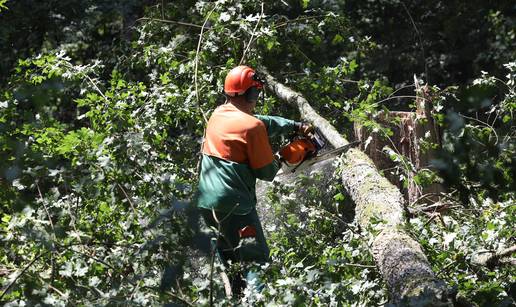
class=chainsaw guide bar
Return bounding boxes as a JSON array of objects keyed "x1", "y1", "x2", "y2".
[{"x1": 278, "y1": 140, "x2": 361, "y2": 175}]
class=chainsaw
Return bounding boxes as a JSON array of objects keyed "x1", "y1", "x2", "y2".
[{"x1": 277, "y1": 128, "x2": 360, "y2": 174}]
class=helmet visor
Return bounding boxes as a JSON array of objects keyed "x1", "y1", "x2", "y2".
[{"x1": 252, "y1": 72, "x2": 265, "y2": 89}]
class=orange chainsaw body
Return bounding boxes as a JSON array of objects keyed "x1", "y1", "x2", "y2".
[{"x1": 279, "y1": 138, "x2": 317, "y2": 165}]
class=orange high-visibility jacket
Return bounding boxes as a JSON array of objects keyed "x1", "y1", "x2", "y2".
[{"x1": 197, "y1": 103, "x2": 297, "y2": 214}]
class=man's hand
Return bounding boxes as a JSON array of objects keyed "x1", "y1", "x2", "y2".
[{"x1": 297, "y1": 122, "x2": 314, "y2": 136}]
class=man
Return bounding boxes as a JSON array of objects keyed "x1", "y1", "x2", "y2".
[{"x1": 197, "y1": 65, "x2": 311, "y2": 294}]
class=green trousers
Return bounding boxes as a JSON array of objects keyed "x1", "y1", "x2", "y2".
[{"x1": 200, "y1": 207, "x2": 270, "y2": 265}]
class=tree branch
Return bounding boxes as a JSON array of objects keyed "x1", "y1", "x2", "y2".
[
  {"x1": 194, "y1": 5, "x2": 217, "y2": 124},
  {"x1": 136, "y1": 17, "x2": 207, "y2": 29},
  {"x1": 0, "y1": 252, "x2": 46, "y2": 300}
]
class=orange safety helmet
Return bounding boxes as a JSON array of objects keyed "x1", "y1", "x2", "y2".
[
  {"x1": 224, "y1": 65, "x2": 263, "y2": 97},
  {"x1": 279, "y1": 138, "x2": 316, "y2": 165}
]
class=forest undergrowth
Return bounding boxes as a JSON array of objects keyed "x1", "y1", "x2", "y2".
[{"x1": 0, "y1": 0, "x2": 514, "y2": 306}]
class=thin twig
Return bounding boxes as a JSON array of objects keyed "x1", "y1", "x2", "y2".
[
  {"x1": 35, "y1": 182, "x2": 57, "y2": 283},
  {"x1": 59, "y1": 245, "x2": 117, "y2": 272},
  {"x1": 375, "y1": 124, "x2": 417, "y2": 194},
  {"x1": 458, "y1": 113, "x2": 499, "y2": 145},
  {"x1": 208, "y1": 204, "x2": 240, "y2": 302},
  {"x1": 64, "y1": 62, "x2": 108, "y2": 102},
  {"x1": 413, "y1": 203, "x2": 460, "y2": 215},
  {"x1": 384, "y1": 136, "x2": 416, "y2": 174},
  {"x1": 240, "y1": 2, "x2": 265, "y2": 65},
  {"x1": 164, "y1": 290, "x2": 195, "y2": 306},
  {"x1": 0, "y1": 252, "x2": 46, "y2": 300},
  {"x1": 116, "y1": 182, "x2": 137, "y2": 215},
  {"x1": 320, "y1": 207, "x2": 348, "y2": 226},
  {"x1": 209, "y1": 236, "x2": 216, "y2": 306},
  {"x1": 375, "y1": 95, "x2": 425, "y2": 105},
  {"x1": 48, "y1": 284, "x2": 66, "y2": 297},
  {"x1": 400, "y1": 1, "x2": 428, "y2": 82},
  {"x1": 341, "y1": 262, "x2": 376, "y2": 269},
  {"x1": 437, "y1": 260, "x2": 457, "y2": 276},
  {"x1": 36, "y1": 182, "x2": 55, "y2": 233},
  {"x1": 136, "y1": 17, "x2": 206, "y2": 29},
  {"x1": 388, "y1": 84, "x2": 416, "y2": 99},
  {"x1": 423, "y1": 214, "x2": 437, "y2": 227},
  {"x1": 194, "y1": 5, "x2": 217, "y2": 124},
  {"x1": 59, "y1": 240, "x2": 140, "y2": 249},
  {"x1": 273, "y1": 15, "x2": 327, "y2": 29},
  {"x1": 490, "y1": 108, "x2": 501, "y2": 128},
  {"x1": 492, "y1": 76, "x2": 514, "y2": 91},
  {"x1": 175, "y1": 279, "x2": 186, "y2": 299},
  {"x1": 129, "y1": 281, "x2": 140, "y2": 301},
  {"x1": 409, "y1": 191, "x2": 454, "y2": 207},
  {"x1": 340, "y1": 78, "x2": 360, "y2": 84},
  {"x1": 194, "y1": 4, "x2": 218, "y2": 180},
  {"x1": 290, "y1": 43, "x2": 314, "y2": 64}
]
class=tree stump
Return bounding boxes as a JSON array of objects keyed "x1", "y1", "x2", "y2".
[{"x1": 354, "y1": 88, "x2": 444, "y2": 206}]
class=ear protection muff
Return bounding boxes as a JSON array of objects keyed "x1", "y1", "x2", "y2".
[{"x1": 245, "y1": 86, "x2": 261, "y2": 103}]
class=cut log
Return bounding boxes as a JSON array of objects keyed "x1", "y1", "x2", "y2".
[
  {"x1": 471, "y1": 245, "x2": 516, "y2": 269},
  {"x1": 263, "y1": 71, "x2": 451, "y2": 305}
]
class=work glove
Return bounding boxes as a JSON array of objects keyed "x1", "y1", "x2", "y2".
[{"x1": 295, "y1": 122, "x2": 314, "y2": 136}]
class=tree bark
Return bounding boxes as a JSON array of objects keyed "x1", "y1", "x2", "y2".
[{"x1": 263, "y1": 71, "x2": 451, "y2": 305}]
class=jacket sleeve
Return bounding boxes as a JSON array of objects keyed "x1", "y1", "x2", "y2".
[
  {"x1": 246, "y1": 122, "x2": 280, "y2": 181},
  {"x1": 254, "y1": 115, "x2": 297, "y2": 138},
  {"x1": 251, "y1": 160, "x2": 280, "y2": 182}
]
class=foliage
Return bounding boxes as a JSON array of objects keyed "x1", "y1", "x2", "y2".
[
  {"x1": 409, "y1": 198, "x2": 515, "y2": 307},
  {"x1": 0, "y1": 0, "x2": 514, "y2": 306},
  {"x1": 402, "y1": 67, "x2": 515, "y2": 305},
  {"x1": 432, "y1": 63, "x2": 515, "y2": 204},
  {"x1": 253, "y1": 171, "x2": 387, "y2": 306},
  {"x1": 1, "y1": 51, "x2": 197, "y2": 305}
]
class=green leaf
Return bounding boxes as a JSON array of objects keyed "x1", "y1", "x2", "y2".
[
  {"x1": 349, "y1": 59, "x2": 358, "y2": 73},
  {"x1": 160, "y1": 72, "x2": 171, "y2": 85},
  {"x1": 332, "y1": 34, "x2": 343, "y2": 45},
  {"x1": 333, "y1": 193, "x2": 345, "y2": 201},
  {"x1": 1, "y1": 214, "x2": 11, "y2": 223},
  {"x1": 0, "y1": 0, "x2": 9, "y2": 11},
  {"x1": 99, "y1": 202, "x2": 111, "y2": 214}
]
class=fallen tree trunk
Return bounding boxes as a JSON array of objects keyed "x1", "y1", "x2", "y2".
[{"x1": 264, "y1": 71, "x2": 450, "y2": 305}]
